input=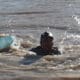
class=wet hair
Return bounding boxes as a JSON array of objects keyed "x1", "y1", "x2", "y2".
[{"x1": 40, "y1": 32, "x2": 53, "y2": 44}]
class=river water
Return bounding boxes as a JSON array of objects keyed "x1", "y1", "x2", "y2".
[{"x1": 0, "y1": 0, "x2": 80, "y2": 80}]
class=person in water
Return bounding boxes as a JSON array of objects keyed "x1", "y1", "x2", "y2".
[{"x1": 30, "y1": 31, "x2": 61, "y2": 56}]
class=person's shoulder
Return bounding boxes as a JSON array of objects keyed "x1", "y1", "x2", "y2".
[
  {"x1": 30, "y1": 46, "x2": 41, "y2": 51},
  {"x1": 53, "y1": 47, "x2": 58, "y2": 50},
  {"x1": 29, "y1": 46, "x2": 44, "y2": 55},
  {"x1": 52, "y1": 47, "x2": 61, "y2": 55}
]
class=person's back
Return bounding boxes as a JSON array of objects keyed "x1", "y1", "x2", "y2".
[{"x1": 30, "y1": 32, "x2": 61, "y2": 56}]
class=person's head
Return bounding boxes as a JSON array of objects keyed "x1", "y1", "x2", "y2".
[{"x1": 40, "y1": 32, "x2": 54, "y2": 50}]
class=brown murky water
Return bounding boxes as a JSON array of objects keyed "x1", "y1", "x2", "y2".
[{"x1": 0, "y1": 0, "x2": 80, "y2": 79}]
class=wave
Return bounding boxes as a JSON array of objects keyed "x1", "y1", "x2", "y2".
[
  {"x1": 0, "y1": 11, "x2": 55, "y2": 15},
  {"x1": 17, "y1": 25, "x2": 69, "y2": 30},
  {"x1": 0, "y1": 24, "x2": 69, "y2": 31},
  {"x1": 1, "y1": 23, "x2": 80, "y2": 32}
]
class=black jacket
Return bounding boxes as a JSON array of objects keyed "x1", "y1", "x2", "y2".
[{"x1": 30, "y1": 46, "x2": 61, "y2": 56}]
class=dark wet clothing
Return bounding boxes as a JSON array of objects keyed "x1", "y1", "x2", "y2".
[{"x1": 30, "y1": 46, "x2": 61, "y2": 56}]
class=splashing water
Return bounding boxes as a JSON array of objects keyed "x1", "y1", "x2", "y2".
[
  {"x1": 7, "y1": 18, "x2": 15, "y2": 35},
  {"x1": 73, "y1": 15, "x2": 80, "y2": 25},
  {"x1": 59, "y1": 31, "x2": 80, "y2": 54}
]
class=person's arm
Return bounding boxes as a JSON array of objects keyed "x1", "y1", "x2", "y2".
[{"x1": 53, "y1": 47, "x2": 61, "y2": 55}]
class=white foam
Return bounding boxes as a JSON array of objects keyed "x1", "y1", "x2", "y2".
[{"x1": 10, "y1": 36, "x2": 22, "y2": 50}]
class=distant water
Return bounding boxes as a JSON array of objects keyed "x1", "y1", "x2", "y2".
[
  {"x1": 0, "y1": 0, "x2": 80, "y2": 79},
  {"x1": 0, "y1": 0, "x2": 80, "y2": 28}
]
